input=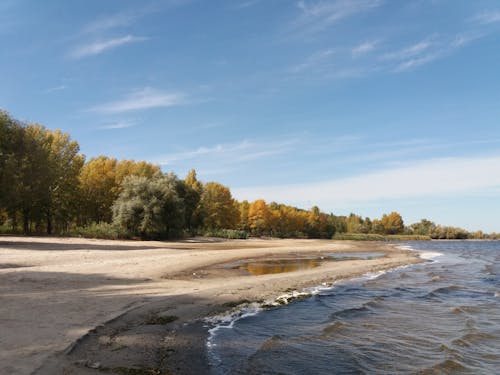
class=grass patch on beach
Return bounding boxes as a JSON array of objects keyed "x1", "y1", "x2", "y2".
[
  {"x1": 145, "y1": 314, "x2": 178, "y2": 325},
  {"x1": 332, "y1": 233, "x2": 431, "y2": 241}
]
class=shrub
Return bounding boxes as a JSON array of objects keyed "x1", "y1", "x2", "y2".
[
  {"x1": 197, "y1": 228, "x2": 249, "y2": 239},
  {"x1": 71, "y1": 222, "x2": 129, "y2": 240},
  {"x1": 332, "y1": 233, "x2": 431, "y2": 241}
]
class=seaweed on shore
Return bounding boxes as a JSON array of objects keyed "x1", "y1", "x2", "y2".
[{"x1": 145, "y1": 314, "x2": 178, "y2": 325}]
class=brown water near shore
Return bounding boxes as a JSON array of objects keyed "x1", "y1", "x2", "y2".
[{"x1": 231, "y1": 252, "x2": 384, "y2": 275}]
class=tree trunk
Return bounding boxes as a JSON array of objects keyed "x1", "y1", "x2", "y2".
[
  {"x1": 23, "y1": 211, "x2": 29, "y2": 234},
  {"x1": 46, "y1": 210, "x2": 52, "y2": 235}
]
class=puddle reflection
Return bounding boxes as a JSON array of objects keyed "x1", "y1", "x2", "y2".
[{"x1": 233, "y1": 252, "x2": 384, "y2": 276}]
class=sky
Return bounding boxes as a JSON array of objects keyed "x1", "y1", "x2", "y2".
[{"x1": 2, "y1": 0, "x2": 500, "y2": 232}]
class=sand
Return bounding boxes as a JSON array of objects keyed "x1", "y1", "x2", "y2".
[{"x1": 0, "y1": 236, "x2": 424, "y2": 374}]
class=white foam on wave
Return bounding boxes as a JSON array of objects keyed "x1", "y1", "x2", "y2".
[
  {"x1": 205, "y1": 302, "x2": 263, "y2": 369},
  {"x1": 205, "y1": 303, "x2": 262, "y2": 349},
  {"x1": 396, "y1": 245, "x2": 415, "y2": 251},
  {"x1": 396, "y1": 243, "x2": 444, "y2": 262},
  {"x1": 419, "y1": 251, "x2": 444, "y2": 260}
]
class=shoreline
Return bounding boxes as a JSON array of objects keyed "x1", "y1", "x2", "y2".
[{"x1": 0, "y1": 237, "x2": 424, "y2": 374}]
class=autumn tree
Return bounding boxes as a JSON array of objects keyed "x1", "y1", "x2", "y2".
[
  {"x1": 200, "y1": 182, "x2": 240, "y2": 229},
  {"x1": 380, "y1": 211, "x2": 404, "y2": 234},
  {"x1": 238, "y1": 200, "x2": 250, "y2": 232},
  {"x1": 79, "y1": 157, "x2": 160, "y2": 224},
  {"x1": 183, "y1": 169, "x2": 203, "y2": 230},
  {"x1": 345, "y1": 213, "x2": 363, "y2": 233},
  {"x1": 248, "y1": 199, "x2": 271, "y2": 235},
  {"x1": 305, "y1": 206, "x2": 335, "y2": 238}
]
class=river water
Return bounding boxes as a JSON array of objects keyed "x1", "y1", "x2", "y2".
[{"x1": 207, "y1": 241, "x2": 500, "y2": 374}]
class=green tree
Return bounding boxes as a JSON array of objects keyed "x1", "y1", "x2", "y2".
[
  {"x1": 112, "y1": 174, "x2": 185, "y2": 239},
  {"x1": 0, "y1": 112, "x2": 24, "y2": 228},
  {"x1": 80, "y1": 157, "x2": 160, "y2": 223},
  {"x1": 410, "y1": 219, "x2": 436, "y2": 236}
]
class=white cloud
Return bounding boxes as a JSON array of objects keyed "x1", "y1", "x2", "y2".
[
  {"x1": 451, "y1": 31, "x2": 485, "y2": 48},
  {"x1": 44, "y1": 85, "x2": 67, "y2": 93},
  {"x1": 100, "y1": 121, "x2": 136, "y2": 129},
  {"x1": 293, "y1": 0, "x2": 383, "y2": 34},
  {"x1": 381, "y1": 40, "x2": 432, "y2": 61},
  {"x1": 352, "y1": 40, "x2": 379, "y2": 57},
  {"x1": 234, "y1": 0, "x2": 261, "y2": 9},
  {"x1": 393, "y1": 52, "x2": 441, "y2": 72},
  {"x1": 155, "y1": 138, "x2": 298, "y2": 166},
  {"x1": 379, "y1": 33, "x2": 481, "y2": 72},
  {"x1": 232, "y1": 154, "x2": 500, "y2": 209},
  {"x1": 69, "y1": 35, "x2": 147, "y2": 59},
  {"x1": 89, "y1": 88, "x2": 185, "y2": 114},
  {"x1": 472, "y1": 10, "x2": 500, "y2": 25},
  {"x1": 82, "y1": 12, "x2": 137, "y2": 34},
  {"x1": 289, "y1": 49, "x2": 335, "y2": 73}
]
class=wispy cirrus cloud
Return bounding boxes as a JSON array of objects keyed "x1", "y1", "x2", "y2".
[
  {"x1": 292, "y1": 0, "x2": 384, "y2": 34},
  {"x1": 351, "y1": 40, "x2": 379, "y2": 57},
  {"x1": 289, "y1": 49, "x2": 335, "y2": 73},
  {"x1": 234, "y1": 0, "x2": 261, "y2": 9},
  {"x1": 100, "y1": 120, "x2": 136, "y2": 130},
  {"x1": 154, "y1": 138, "x2": 299, "y2": 169},
  {"x1": 287, "y1": 29, "x2": 485, "y2": 80},
  {"x1": 44, "y1": 85, "x2": 67, "y2": 93},
  {"x1": 380, "y1": 39, "x2": 433, "y2": 61},
  {"x1": 81, "y1": 12, "x2": 137, "y2": 34},
  {"x1": 89, "y1": 88, "x2": 186, "y2": 114},
  {"x1": 69, "y1": 35, "x2": 147, "y2": 59},
  {"x1": 379, "y1": 33, "x2": 483, "y2": 72},
  {"x1": 471, "y1": 10, "x2": 500, "y2": 25}
]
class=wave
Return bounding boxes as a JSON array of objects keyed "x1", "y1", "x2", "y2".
[
  {"x1": 321, "y1": 321, "x2": 345, "y2": 335},
  {"x1": 205, "y1": 303, "x2": 262, "y2": 350},
  {"x1": 418, "y1": 251, "x2": 444, "y2": 260},
  {"x1": 418, "y1": 359, "x2": 468, "y2": 373},
  {"x1": 396, "y1": 243, "x2": 444, "y2": 262}
]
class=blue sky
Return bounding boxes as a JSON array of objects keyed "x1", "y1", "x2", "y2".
[{"x1": 2, "y1": 0, "x2": 500, "y2": 232}]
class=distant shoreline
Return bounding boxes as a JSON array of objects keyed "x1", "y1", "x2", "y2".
[{"x1": 0, "y1": 237, "x2": 423, "y2": 374}]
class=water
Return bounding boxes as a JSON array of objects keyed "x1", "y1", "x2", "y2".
[
  {"x1": 232, "y1": 252, "x2": 384, "y2": 276},
  {"x1": 208, "y1": 241, "x2": 500, "y2": 374}
]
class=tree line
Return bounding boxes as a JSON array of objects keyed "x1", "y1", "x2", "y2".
[{"x1": 1, "y1": 111, "x2": 497, "y2": 240}]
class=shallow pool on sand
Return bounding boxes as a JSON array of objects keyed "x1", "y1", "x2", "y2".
[{"x1": 232, "y1": 252, "x2": 384, "y2": 276}]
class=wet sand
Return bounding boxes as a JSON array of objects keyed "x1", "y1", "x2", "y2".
[{"x1": 0, "y1": 236, "x2": 423, "y2": 374}]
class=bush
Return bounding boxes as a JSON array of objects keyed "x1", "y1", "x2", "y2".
[
  {"x1": 332, "y1": 233, "x2": 431, "y2": 241},
  {"x1": 71, "y1": 222, "x2": 129, "y2": 240},
  {"x1": 112, "y1": 174, "x2": 185, "y2": 239},
  {"x1": 197, "y1": 228, "x2": 249, "y2": 239}
]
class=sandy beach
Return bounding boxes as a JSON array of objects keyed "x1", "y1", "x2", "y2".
[{"x1": 0, "y1": 236, "x2": 424, "y2": 374}]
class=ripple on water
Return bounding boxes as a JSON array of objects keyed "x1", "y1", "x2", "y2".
[
  {"x1": 418, "y1": 359, "x2": 469, "y2": 374},
  {"x1": 208, "y1": 242, "x2": 500, "y2": 374}
]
